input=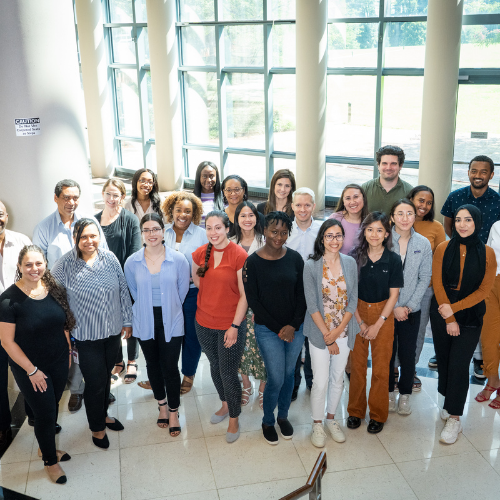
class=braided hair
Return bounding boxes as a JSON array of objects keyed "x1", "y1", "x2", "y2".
[
  {"x1": 264, "y1": 211, "x2": 293, "y2": 234},
  {"x1": 197, "y1": 210, "x2": 230, "y2": 278},
  {"x1": 15, "y1": 245, "x2": 76, "y2": 332}
]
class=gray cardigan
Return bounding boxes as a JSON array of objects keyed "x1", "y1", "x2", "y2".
[{"x1": 303, "y1": 253, "x2": 360, "y2": 351}]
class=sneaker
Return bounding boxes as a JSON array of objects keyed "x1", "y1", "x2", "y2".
[
  {"x1": 440, "y1": 408, "x2": 450, "y2": 421},
  {"x1": 439, "y1": 417, "x2": 462, "y2": 444},
  {"x1": 428, "y1": 356, "x2": 437, "y2": 368},
  {"x1": 397, "y1": 394, "x2": 412, "y2": 415},
  {"x1": 277, "y1": 418, "x2": 293, "y2": 439},
  {"x1": 262, "y1": 423, "x2": 279, "y2": 445},
  {"x1": 473, "y1": 359, "x2": 486, "y2": 379},
  {"x1": 389, "y1": 391, "x2": 397, "y2": 412},
  {"x1": 325, "y1": 419, "x2": 346, "y2": 443},
  {"x1": 311, "y1": 422, "x2": 326, "y2": 448}
]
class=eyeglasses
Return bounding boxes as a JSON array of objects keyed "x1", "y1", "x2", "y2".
[
  {"x1": 395, "y1": 211, "x2": 416, "y2": 220},
  {"x1": 224, "y1": 188, "x2": 243, "y2": 195},
  {"x1": 324, "y1": 234, "x2": 344, "y2": 241},
  {"x1": 104, "y1": 192, "x2": 122, "y2": 200},
  {"x1": 142, "y1": 227, "x2": 162, "y2": 235},
  {"x1": 138, "y1": 179, "x2": 154, "y2": 186}
]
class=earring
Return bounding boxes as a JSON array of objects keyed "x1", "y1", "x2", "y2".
[
  {"x1": 143, "y1": 243, "x2": 146, "y2": 248},
  {"x1": 161, "y1": 239, "x2": 165, "y2": 244}
]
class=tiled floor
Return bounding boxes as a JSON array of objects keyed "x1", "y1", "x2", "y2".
[{"x1": 1, "y1": 347, "x2": 500, "y2": 500}]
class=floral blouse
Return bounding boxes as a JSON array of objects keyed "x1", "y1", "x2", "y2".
[{"x1": 322, "y1": 260, "x2": 348, "y2": 338}]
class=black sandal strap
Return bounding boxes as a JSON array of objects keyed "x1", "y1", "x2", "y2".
[{"x1": 158, "y1": 401, "x2": 168, "y2": 407}]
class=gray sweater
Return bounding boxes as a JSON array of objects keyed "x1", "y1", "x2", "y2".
[
  {"x1": 392, "y1": 227, "x2": 432, "y2": 312},
  {"x1": 303, "y1": 253, "x2": 360, "y2": 350}
]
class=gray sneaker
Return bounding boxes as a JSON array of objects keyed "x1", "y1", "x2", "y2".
[{"x1": 397, "y1": 394, "x2": 411, "y2": 415}]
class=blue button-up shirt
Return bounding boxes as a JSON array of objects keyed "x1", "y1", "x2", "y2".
[
  {"x1": 441, "y1": 186, "x2": 500, "y2": 244},
  {"x1": 285, "y1": 219, "x2": 322, "y2": 261},
  {"x1": 51, "y1": 249, "x2": 132, "y2": 341},
  {"x1": 33, "y1": 210, "x2": 108, "y2": 269},
  {"x1": 124, "y1": 247, "x2": 190, "y2": 342}
]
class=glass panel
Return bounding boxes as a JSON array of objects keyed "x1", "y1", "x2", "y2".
[
  {"x1": 179, "y1": 0, "x2": 215, "y2": 22},
  {"x1": 146, "y1": 71, "x2": 155, "y2": 139},
  {"x1": 273, "y1": 74, "x2": 296, "y2": 152},
  {"x1": 328, "y1": 0, "x2": 380, "y2": 18},
  {"x1": 272, "y1": 24, "x2": 296, "y2": 67},
  {"x1": 143, "y1": 28, "x2": 150, "y2": 65},
  {"x1": 460, "y1": 25, "x2": 500, "y2": 68},
  {"x1": 111, "y1": 27, "x2": 136, "y2": 64},
  {"x1": 120, "y1": 141, "x2": 143, "y2": 169},
  {"x1": 109, "y1": 0, "x2": 133, "y2": 23},
  {"x1": 454, "y1": 85, "x2": 500, "y2": 162},
  {"x1": 184, "y1": 72, "x2": 219, "y2": 145},
  {"x1": 464, "y1": 0, "x2": 500, "y2": 15},
  {"x1": 225, "y1": 154, "x2": 266, "y2": 188},
  {"x1": 187, "y1": 149, "x2": 221, "y2": 178},
  {"x1": 181, "y1": 26, "x2": 216, "y2": 66},
  {"x1": 226, "y1": 73, "x2": 265, "y2": 149},
  {"x1": 381, "y1": 76, "x2": 424, "y2": 162},
  {"x1": 326, "y1": 75, "x2": 376, "y2": 157},
  {"x1": 224, "y1": 25, "x2": 264, "y2": 66},
  {"x1": 115, "y1": 69, "x2": 142, "y2": 137},
  {"x1": 135, "y1": 0, "x2": 147, "y2": 22},
  {"x1": 328, "y1": 23, "x2": 378, "y2": 68},
  {"x1": 270, "y1": 0, "x2": 296, "y2": 19},
  {"x1": 400, "y1": 167, "x2": 418, "y2": 187},
  {"x1": 384, "y1": 22, "x2": 426, "y2": 68},
  {"x1": 326, "y1": 163, "x2": 373, "y2": 197},
  {"x1": 385, "y1": 0, "x2": 428, "y2": 16},
  {"x1": 273, "y1": 158, "x2": 296, "y2": 176},
  {"x1": 452, "y1": 163, "x2": 499, "y2": 192},
  {"x1": 222, "y1": 0, "x2": 263, "y2": 21}
]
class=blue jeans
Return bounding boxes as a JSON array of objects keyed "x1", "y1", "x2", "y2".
[
  {"x1": 255, "y1": 323, "x2": 305, "y2": 426},
  {"x1": 181, "y1": 287, "x2": 202, "y2": 377}
]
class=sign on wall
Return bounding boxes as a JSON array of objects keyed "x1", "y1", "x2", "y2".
[{"x1": 15, "y1": 118, "x2": 41, "y2": 136}]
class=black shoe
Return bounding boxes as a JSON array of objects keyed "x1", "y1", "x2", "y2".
[
  {"x1": 262, "y1": 423, "x2": 279, "y2": 445},
  {"x1": 473, "y1": 359, "x2": 486, "y2": 379},
  {"x1": 277, "y1": 418, "x2": 293, "y2": 439},
  {"x1": 92, "y1": 434, "x2": 110, "y2": 449},
  {"x1": 346, "y1": 416, "x2": 361, "y2": 429},
  {"x1": 291, "y1": 386, "x2": 299, "y2": 402},
  {"x1": 0, "y1": 428, "x2": 12, "y2": 447},
  {"x1": 367, "y1": 419, "x2": 384, "y2": 434},
  {"x1": 108, "y1": 393, "x2": 116, "y2": 406},
  {"x1": 105, "y1": 418, "x2": 124, "y2": 431},
  {"x1": 428, "y1": 356, "x2": 437, "y2": 368},
  {"x1": 55, "y1": 423, "x2": 62, "y2": 434},
  {"x1": 345, "y1": 370, "x2": 351, "y2": 381}
]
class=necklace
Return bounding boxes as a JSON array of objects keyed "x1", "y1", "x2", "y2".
[
  {"x1": 20, "y1": 282, "x2": 46, "y2": 298},
  {"x1": 145, "y1": 249, "x2": 164, "y2": 265}
]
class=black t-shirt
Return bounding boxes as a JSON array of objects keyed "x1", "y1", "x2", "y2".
[
  {"x1": 0, "y1": 285, "x2": 68, "y2": 368},
  {"x1": 358, "y1": 247, "x2": 404, "y2": 303}
]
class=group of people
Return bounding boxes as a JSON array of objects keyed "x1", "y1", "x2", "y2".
[{"x1": 1, "y1": 146, "x2": 500, "y2": 485}]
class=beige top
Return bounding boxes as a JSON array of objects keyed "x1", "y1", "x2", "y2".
[
  {"x1": 322, "y1": 260, "x2": 348, "y2": 338},
  {"x1": 124, "y1": 198, "x2": 166, "y2": 223}
]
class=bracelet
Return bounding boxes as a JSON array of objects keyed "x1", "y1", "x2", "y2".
[
  {"x1": 358, "y1": 320, "x2": 365, "y2": 326},
  {"x1": 380, "y1": 315, "x2": 387, "y2": 321},
  {"x1": 28, "y1": 367, "x2": 38, "y2": 377},
  {"x1": 231, "y1": 323, "x2": 240, "y2": 329},
  {"x1": 326, "y1": 341, "x2": 336, "y2": 346}
]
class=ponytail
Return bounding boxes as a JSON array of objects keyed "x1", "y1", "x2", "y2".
[{"x1": 197, "y1": 243, "x2": 213, "y2": 278}]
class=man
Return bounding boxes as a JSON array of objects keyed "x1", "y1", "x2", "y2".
[
  {"x1": 33, "y1": 179, "x2": 108, "y2": 412},
  {"x1": 362, "y1": 145, "x2": 413, "y2": 215},
  {"x1": 0, "y1": 201, "x2": 31, "y2": 448},
  {"x1": 439, "y1": 155, "x2": 500, "y2": 378},
  {"x1": 286, "y1": 188, "x2": 322, "y2": 401}
]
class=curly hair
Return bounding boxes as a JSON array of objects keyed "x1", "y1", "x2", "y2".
[
  {"x1": 376, "y1": 145, "x2": 405, "y2": 167},
  {"x1": 161, "y1": 191, "x2": 203, "y2": 226},
  {"x1": 196, "y1": 211, "x2": 230, "y2": 278},
  {"x1": 264, "y1": 211, "x2": 293, "y2": 235},
  {"x1": 130, "y1": 168, "x2": 162, "y2": 218},
  {"x1": 15, "y1": 245, "x2": 76, "y2": 332}
]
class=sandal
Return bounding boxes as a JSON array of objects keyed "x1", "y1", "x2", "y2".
[
  {"x1": 138, "y1": 380, "x2": 152, "y2": 390},
  {"x1": 124, "y1": 363, "x2": 138, "y2": 384},
  {"x1": 168, "y1": 408, "x2": 181, "y2": 437},
  {"x1": 476, "y1": 384, "x2": 500, "y2": 403},
  {"x1": 180, "y1": 375, "x2": 195, "y2": 395},
  {"x1": 413, "y1": 373, "x2": 422, "y2": 392},
  {"x1": 241, "y1": 386, "x2": 254, "y2": 406},
  {"x1": 489, "y1": 390, "x2": 500, "y2": 409},
  {"x1": 157, "y1": 401, "x2": 169, "y2": 429},
  {"x1": 258, "y1": 390, "x2": 264, "y2": 410},
  {"x1": 111, "y1": 362, "x2": 125, "y2": 382}
]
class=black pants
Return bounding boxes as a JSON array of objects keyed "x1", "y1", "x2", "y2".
[
  {"x1": 115, "y1": 336, "x2": 139, "y2": 365},
  {"x1": 76, "y1": 333, "x2": 121, "y2": 432},
  {"x1": 389, "y1": 311, "x2": 421, "y2": 395},
  {"x1": 0, "y1": 345, "x2": 11, "y2": 432},
  {"x1": 295, "y1": 337, "x2": 313, "y2": 388},
  {"x1": 11, "y1": 352, "x2": 68, "y2": 465},
  {"x1": 138, "y1": 307, "x2": 182, "y2": 410},
  {"x1": 430, "y1": 298, "x2": 481, "y2": 416}
]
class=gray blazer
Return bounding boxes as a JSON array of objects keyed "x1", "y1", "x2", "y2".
[{"x1": 303, "y1": 253, "x2": 360, "y2": 351}]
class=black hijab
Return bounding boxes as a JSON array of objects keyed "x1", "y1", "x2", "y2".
[{"x1": 442, "y1": 204, "x2": 486, "y2": 326}]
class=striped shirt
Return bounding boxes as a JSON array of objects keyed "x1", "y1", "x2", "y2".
[{"x1": 51, "y1": 248, "x2": 132, "y2": 341}]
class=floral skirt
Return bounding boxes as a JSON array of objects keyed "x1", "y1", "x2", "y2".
[{"x1": 238, "y1": 309, "x2": 267, "y2": 382}]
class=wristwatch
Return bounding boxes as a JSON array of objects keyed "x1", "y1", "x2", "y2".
[
  {"x1": 380, "y1": 315, "x2": 387, "y2": 321},
  {"x1": 231, "y1": 323, "x2": 240, "y2": 329}
]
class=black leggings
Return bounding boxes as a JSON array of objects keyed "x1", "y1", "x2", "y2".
[
  {"x1": 138, "y1": 307, "x2": 182, "y2": 410},
  {"x1": 115, "y1": 336, "x2": 139, "y2": 364},
  {"x1": 11, "y1": 352, "x2": 68, "y2": 466}
]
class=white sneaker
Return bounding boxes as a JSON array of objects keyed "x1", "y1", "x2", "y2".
[
  {"x1": 311, "y1": 422, "x2": 326, "y2": 448},
  {"x1": 440, "y1": 408, "x2": 450, "y2": 421},
  {"x1": 439, "y1": 417, "x2": 462, "y2": 444},
  {"x1": 389, "y1": 391, "x2": 397, "y2": 412},
  {"x1": 398, "y1": 394, "x2": 412, "y2": 415},
  {"x1": 325, "y1": 419, "x2": 346, "y2": 443}
]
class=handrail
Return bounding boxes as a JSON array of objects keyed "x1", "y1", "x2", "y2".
[{"x1": 279, "y1": 452, "x2": 327, "y2": 500}]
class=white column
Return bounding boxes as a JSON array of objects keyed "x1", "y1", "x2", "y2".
[
  {"x1": 75, "y1": 0, "x2": 115, "y2": 178},
  {"x1": 296, "y1": 0, "x2": 328, "y2": 210},
  {"x1": 0, "y1": 0, "x2": 92, "y2": 237},
  {"x1": 146, "y1": 0, "x2": 183, "y2": 191},
  {"x1": 419, "y1": 0, "x2": 464, "y2": 217}
]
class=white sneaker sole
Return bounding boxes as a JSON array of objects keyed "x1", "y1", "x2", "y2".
[
  {"x1": 397, "y1": 408, "x2": 412, "y2": 415},
  {"x1": 264, "y1": 437, "x2": 279, "y2": 446},
  {"x1": 311, "y1": 437, "x2": 325, "y2": 448},
  {"x1": 439, "y1": 429, "x2": 462, "y2": 444}
]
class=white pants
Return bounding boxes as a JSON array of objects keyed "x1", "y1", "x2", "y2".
[{"x1": 309, "y1": 336, "x2": 350, "y2": 421}]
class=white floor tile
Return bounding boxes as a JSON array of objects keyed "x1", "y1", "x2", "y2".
[
  {"x1": 0, "y1": 422, "x2": 35, "y2": 464},
  {"x1": 161, "y1": 491, "x2": 219, "y2": 500},
  {"x1": 0, "y1": 460, "x2": 30, "y2": 494},
  {"x1": 480, "y1": 448, "x2": 500, "y2": 475},
  {"x1": 461, "y1": 412, "x2": 500, "y2": 451},
  {"x1": 218, "y1": 477, "x2": 306, "y2": 500}
]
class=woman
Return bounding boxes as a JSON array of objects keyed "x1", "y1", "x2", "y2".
[
  {"x1": 347, "y1": 212, "x2": 403, "y2": 434},
  {"x1": 96, "y1": 178, "x2": 142, "y2": 384},
  {"x1": 303, "y1": 220, "x2": 359, "y2": 448},
  {"x1": 388, "y1": 199, "x2": 432, "y2": 415},
  {"x1": 257, "y1": 169, "x2": 296, "y2": 220},
  {"x1": 192, "y1": 211, "x2": 248, "y2": 443},
  {"x1": 409, "y1": 185, "x2": 446, "y2": 380},
  {"x1": 125, "y1": 168, "x2": 164, "y2": 221},
  {"x1": 243, "y1": 212, "x2": 307, "y2": 445},
  {"x1": 431, "y1": 205, "x2": 496, "y2": 444},
  {"x1": 52, "y1": 219, "x2": 132, "y2": 449},
  {"x1": 328, "y1": 184, "x2": 368, "y2": 255},
  {"x1": 0, "y1": 246, "x2": 75, "y2": 484},
  {"x1": 125, "y1": 214, "x2": 190, "y2": 436},
  {"x1": 193, "y1": 161, "x2": 224, "y2": 228},
  {"x1": 162, "y1": 191, "x2": 208, "y2": 395},
  {"x1": 229, "y1": 201, "x2": 266, "y2": 408}
]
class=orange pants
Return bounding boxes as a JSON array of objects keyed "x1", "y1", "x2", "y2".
[
  {"x1": 347, "y1": 299, "x2": 395, "y2": 423},
  {"x1": 481, "y1": 274, "x2": 500, "y2": 378}
]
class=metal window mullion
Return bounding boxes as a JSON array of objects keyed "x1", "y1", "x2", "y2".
[
  {"x1": 264, "y1": 21, "x2": 273, "y2": 188},
  {"x1": 178, "y1": 24, "x2": 190, "y2": 177},
  {"x1": 215, "y1": 0, "x2": 227, "y2": 177}
]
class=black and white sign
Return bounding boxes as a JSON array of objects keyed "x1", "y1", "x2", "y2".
[{"x1": 15, "y1": 118, "x2": 41, "y2": 137}]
